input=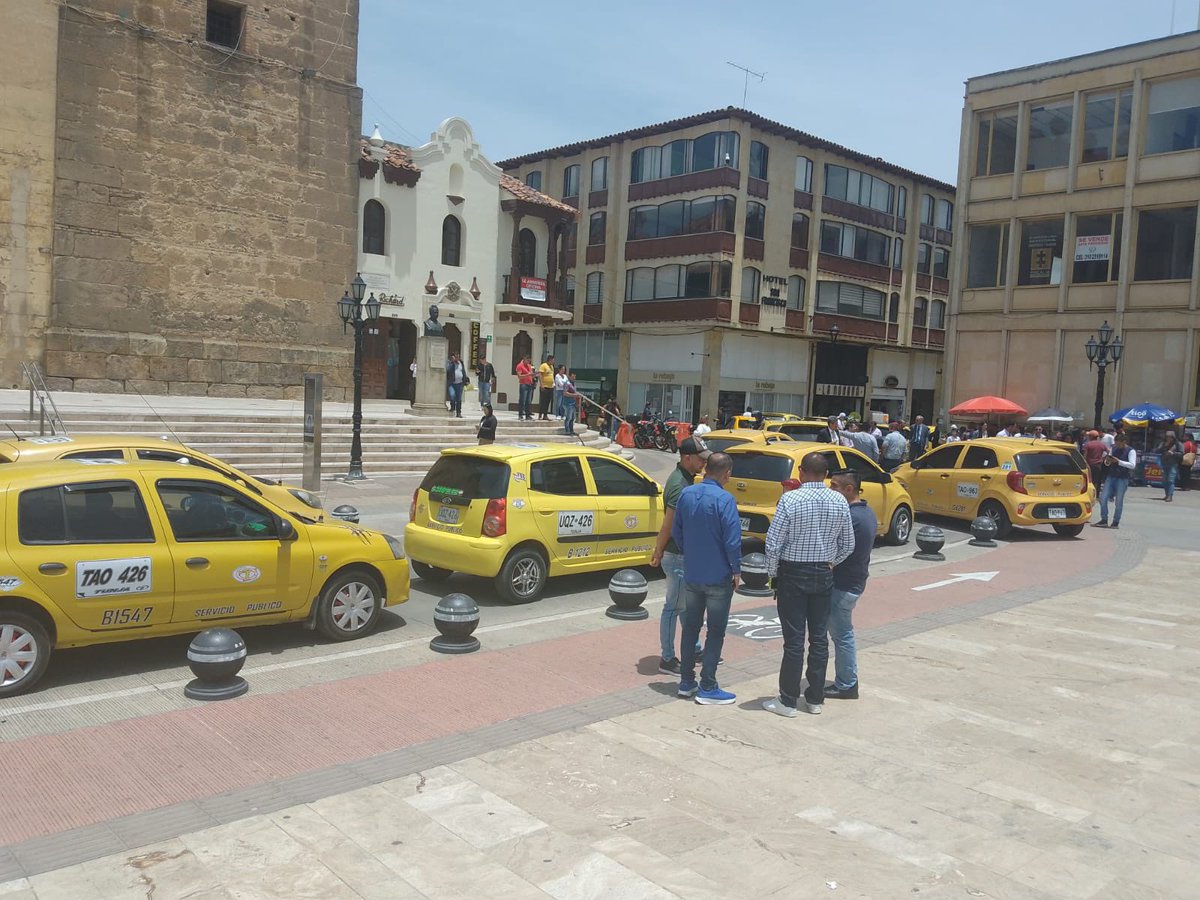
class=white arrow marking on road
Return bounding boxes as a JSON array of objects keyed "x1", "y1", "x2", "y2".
[{"x1": 912, "y1": 571, "x2": 999, "y2": 592}]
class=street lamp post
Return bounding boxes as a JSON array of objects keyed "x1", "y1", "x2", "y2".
[
  {"x1": 1084, "y1": 320, "x2": 1123, "y2": 430},
  {"x1": 338, "y1": 274, "x2": 381, "y2": 480}
]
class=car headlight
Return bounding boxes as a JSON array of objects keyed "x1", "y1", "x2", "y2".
[
  {"x1": 289, "y1": 488, "x2": 324, "y2": 510},
  {"x1": 382, "y1": 533, "x2": 404, "y2": 559}
]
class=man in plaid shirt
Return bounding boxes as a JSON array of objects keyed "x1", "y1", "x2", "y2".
[{"x1": 762, "y1": 451, "x2": 854, "y2": 718}]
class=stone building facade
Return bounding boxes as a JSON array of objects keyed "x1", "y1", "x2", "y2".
[{"x1": 0, "y1": 0, "x2": 363, "y2": 399}]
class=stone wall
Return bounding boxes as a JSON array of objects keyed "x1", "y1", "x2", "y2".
[{"x1": 46, "y1": 0, "x2": 364, "y2": 400}]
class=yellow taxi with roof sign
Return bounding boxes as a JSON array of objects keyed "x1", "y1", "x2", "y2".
[
  {"x1": 405, "y1": 443, "x2": 663, "y2": 603},
  {"x1": 0, "y1": 458, "x2": 409, "y2": 697},
  {"x1": 891, "y1": 438, "x2": 1092, "y2": 537}
]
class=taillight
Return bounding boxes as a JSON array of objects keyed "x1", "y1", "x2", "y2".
[
  {"x1": 409, "y1": 488, "x2": 418, "y2": 520},
  {"x1": 1006, "y1": 471, "x2": 1027, "y2": 494},
  {"x1": 1081, "y1": 469, "x2": 1090, "y2": 492},
  {"x1": 781, "y1": 479, "x2": 801, "y2": 492},
  {"x1": 483, "y1": 497, "x2": 507, "y2": 537}
]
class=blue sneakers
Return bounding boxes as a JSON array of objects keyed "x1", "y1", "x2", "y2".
[
  {"x1": 695, "y1": 686, "x2": 736, "y2": 705},
  {"x1": 677, "y1": 679, "x2": 698, "y2": 698}
]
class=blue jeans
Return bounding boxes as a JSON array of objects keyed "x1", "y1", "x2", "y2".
[
  {"x1": 448, "y1": 382, "x2": 463, "y2": 415},
  {"x1": 554, "y1": 389, "x2": 564, "y2": 418},
  {"x1": 775, "y1": 561, "x2": 833, "y2": 707},
  {"x1": 1162, "y1": 462, "x2": 1177, "y2": 499},
  {"x1": 827, "y1": 588, "x2": 860, "y2": 690},
  {"x1": 608, "y1": 416, "x2": 620, "y2": 440},
  {"x1": 659, "y1": 550, "x2": 686, "y2": 661},
  {"x1": 680, "y1": 581, "x2": 733, "y2": 690},
  {"x1": 478, "y1": 381, "x2": 491, "y2": 408},
  {"x1": 1099, "y1": 476, "x2": 1128, "y2": 525},
  {"x1": 563, "y1": 400, "x2": 576, "y2": 434},
  {"x1": 518, "y1": 383, "x2": 533, "y2": 418}
]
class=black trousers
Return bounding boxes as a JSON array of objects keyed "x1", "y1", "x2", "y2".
[
  {"x1": 774, "y1": 561, "x2": 833, "y2": 707},
  {"x1": 539, "y1": 387, "x2": 553, "y2": 418}
]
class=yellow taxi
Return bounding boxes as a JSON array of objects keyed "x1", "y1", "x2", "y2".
[
  {"x1": 0, "y1": 434, "x2": 324, "y2": 521},
  {"x1": 892, "y1": 438, "x2": 1092, "y2": 538},
  {"x1": 765, "y1": 418, "x2": 830, "y2": 442},
  {"x1": 405, "y1": 444, "x2": 663, "y2": 603},
  {"x1": 730, "y1": 412, "x2": 800, "y2": 430},
  {"x1": 699, "y1": 428, "x2": 795, "y2": 455},
  {"x1": 721, "y1": 444, "x2": 914, "y2": 545},
  {"x1": 0, "y1": 460, "x2": 409, "y2": 697}
]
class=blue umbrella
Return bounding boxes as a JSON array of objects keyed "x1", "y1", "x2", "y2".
[{"x1": 1109, "y1": 403, "x2": 1183, "y2": 426}]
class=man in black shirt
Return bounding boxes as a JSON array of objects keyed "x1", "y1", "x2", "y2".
[{"x1": 824, "y1": 469, "x2": 877, "y2": 700}]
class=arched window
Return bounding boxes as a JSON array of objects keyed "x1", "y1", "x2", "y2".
[
  {"x1": 525, "y1": 171, "x2": 542, "y2": 191},
  {"x1": 362, "y1": 200, "x2": 385, "y2": 255},
  {"x1": 740, "y1": 267, "x2": 761, "y2": 304},
  {"x1": 791, "y1": 213, "x2": 810, "y2": 249},
  {"x1": 518, "y1": 228, "x2": 537, "y2": 277},
  {"x1": 787, "y1": 275, "x2": 805, "y2": 310},
  {"x1": 913, "y1": 296, "x2": 928, "y2": 327},
  {"x1": 586, "y1": 272, "x2": 604, "y2": 304},
  {"x1": 745, "y1": 202, "x2": 766, "y2": 240},
  {"x1": 441, "y1": 215, "x2": 462, "y2": 266},
  {"x1": 930, "y1": 299, "x2": 946, "y2": 329}
]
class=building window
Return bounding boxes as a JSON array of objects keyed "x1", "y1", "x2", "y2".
[
  {"x1": 896, "y1": 186, "x2": 907, "y2": 219},
  {"x1": 966, "y1": 223, "x2": 1010, "y2": 288},
  {"x1": 362, "y1": 200, "x2": 385, "y2": 256},
  {"x1": 590, "y1": 157, "x2": 608, "y2": 191},
  {"x1": 1017, "y1": 217, "x2": 1065, "y2": 286},
  {"x1": 1026, "y1": 97, "x2": 1073, "y2": 170},
  {"x1": 562, "y1": 165, "x2": 580, "y2": 198},
  {"x1": 749, "y1": 141, "x2": 769, "y2": 180},
  {"x1": 588, "y1": 212, "x2": 606, "y2": 245},
  {"x1": 684, "y1": 260, "x2": 731, "y2": 298},
  {"x1": 626, "y1": 263, "x2": 733, "y2": 301},
  {"x1": 525, "y1": 170, "x2": 542, "y2": 191},
  {"x1": 1081, "y1": 88, "x2": 1133, "y2": 163},
  {"x1": 935, "y1": 199, "x2": 953, "y2": 231},
  {"x1": 787, "y1": 275, "x2": 805, "y2": 310},
  {"x1": 441, "y1": 215, "x2": 462, "y2": 267},
  {"x1": 1072, "y1": 212, "x2": 1123, "y2": 284},
  {"x1": 892, "y1": 238, "x2": 904, "y2": 268},
  {"x1": 932, "y1": 247, "x2": 950, "y2": 279},
  {"x1": 816, "y1": 281, "x2": 886, "y2": 320},
  {"x1": 586, "y1": 272, "x2": 604, "y2": 304},
  {"x1": 1145, "y1": 75, "x2": 1200, "y2": 155},
  {"x1": 564, "y1": 275, "x2": 576, "y2": 306},
  {"x1": 917, "y1": 242, "x2": 931, "y2": 274},
  {"x1": 630, "y1": 131, "x2": 739, "y2": 183},
  {"x1": 795, "y1": 156, "x2": 813, "y2": 192},
  {"x1": 920, "y1": 194, "x2": 934, "y2": 226},
  {"x1": 824, "y1": 165, "x2": 894, "y2": 214},
  {"x1": 563, "y1": 223, "x2": 578, "y2": 253},
  {"x1": 745, "y1": 201, "x2": 766, "y2": 240},
  {"x1": 819, "y1": 221, "x2": 891, "y2": 266},
  {"x1": 887, "y1": 292, "x2": 900, "y2": 323},
  {"x1": 740, "y1": 267, "x2": 761, "y2": 304},
  {"x1": 975, "y1": 107, "x2": 1018, "y2": 176},
  {"x1": 929, "y1": 299, "x2": 946, "y2": 330},
  {"x1": 626, "y1": 195, "x2": 736, "y2": 240},
  {"x1": 913, "y1": 296, "x2": 927, "y2": 327},
  {"x1": 518, "y1": 228, "x2": 537, "y2": 277},
  {"x1": 1134, "y1": 206, "x2": 1197, "y2": 281},
  {"x1": 791, "y1": 213, "x2": 810, "y2": 249},
  {"x1": 206, "y1": 0, "x2": 244, "y2": 49}
]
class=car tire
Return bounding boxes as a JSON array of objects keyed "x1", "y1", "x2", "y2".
[
  {"x1": 495, "y1": 547, "x2": 547, "y2": 604},
  {"x1": 885, "y1": 505, "x2": 913, "y2": 545},
  {"x1": 978, "y1": 500, "x2": 1012, "y2": 539},
  {"x1": 315, "y1": 569, "x2": 384, "y2": 641},
  {"x1": 1053, "y1": 523, "x2": 1085, "y2": 537},
  {"x1": 0, "y1": 612, "x2": 52, "y2": 699},
  {"x1": 411, "y1": 561, "x2": 453, "y2": 582}
]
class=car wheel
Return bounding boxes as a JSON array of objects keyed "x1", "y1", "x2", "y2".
[
  {"x1": 411, "y1": 560, "x2": 453, "y2": 582},
  {"x1": 885, "y1": 505, "x2": 913, "y2": 545},
  {"x1": 1053, "y1": 523, "x2": 1085, "y2": 537},
  {"x1": 316, "y1": 569, "x2": 384, "y2": 641},
  {"x1": 0, "y1": 613, "x2": 52, "y2": 699},
  {"x1": 978, "y1": 500, "x2": 1012, "y2": 539},
  {"x1": 495, "y1": 547, "x2": 547, "y2": 604}
]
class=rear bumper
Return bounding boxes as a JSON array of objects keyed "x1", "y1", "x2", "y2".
[
  {"x1": 404, "y1": 524, "x2": 507, "y2": 577},
  {"x1": 1009, "y1": 498, "x2": 1092, "y2": 526},
  {"x1": 735, "y1": 505, "x2": 774, "y2": 537}
]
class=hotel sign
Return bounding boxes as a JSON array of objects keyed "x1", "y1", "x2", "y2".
[{"x1": 816, "y1": 383, "x2": 865, "y2": 398}]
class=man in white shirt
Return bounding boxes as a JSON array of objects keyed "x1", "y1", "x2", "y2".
[
  {"x1": 1094, "y1": 433, "x2": 1136, "y2": 529},
  {"x1": 693, "y1": 415, "x2": 712, "y2": 436}
]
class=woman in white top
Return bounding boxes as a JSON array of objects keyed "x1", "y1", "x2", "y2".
[
  {"x1": 553, "y1": 366, "x2": 567, "y2": 420},
  {"x1": 693, "y1": 415, "x2": 712, "y2": 436}
]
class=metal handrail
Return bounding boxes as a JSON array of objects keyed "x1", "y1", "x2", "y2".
[{"x1": 21, "y1": 361, "x2": 68, "y2": 436}]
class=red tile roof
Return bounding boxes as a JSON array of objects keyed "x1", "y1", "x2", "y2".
[
  {"x1": 499, "y1": 174, "x2": 579, "y2": 216},
  {"x1": 359, "y1": 139, "x2": 421, "y2": 173}
]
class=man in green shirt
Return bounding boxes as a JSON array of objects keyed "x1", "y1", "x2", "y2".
[{"x1": 650, "y1": 436, "x2": 711, "y2": 676}]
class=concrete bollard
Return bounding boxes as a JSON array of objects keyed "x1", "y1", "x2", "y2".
[
  {"x1": 606, "y1": 569, "x2": 649, "y2": 620},
  {"x1": 331, "y1": 504, "x2": 360, "y2": 523},
  {"x1": 736, "y1": 551, "x2": 774, "y2": 597},
  {"x1": 913, "y1": 525, "x2": 947, "y2": 561},
  {"x1": 969, "y1": 516, "x2": 998, "y2": 547},
  {"x1": 184, "y1": 628, "x2": 249, "y2": 701},
  {"x1": 430, "y1": 593, "x2": 481, "y2": 654}
]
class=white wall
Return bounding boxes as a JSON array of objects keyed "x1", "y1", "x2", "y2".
[
  {"x1": 630, "y1": 333, "x2": 703, "y2": 373},
  {"x1": 871, "y1": 349, "x2": 910, "y2": 388},
  {"x1": 719, "y1": 333, "x2": 809, "y2": 381}
]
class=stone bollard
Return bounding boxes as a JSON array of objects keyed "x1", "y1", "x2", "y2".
[
  {"x1": 331, "y1": 504, "x2": 360, "y2": 524},
  {"x1": 606, "y1": 569, "x2": 649, "y2": 620},
  {"x1": 430, "y1": 593, "x2": 481, "y2": 654},
  {"x1": 184, "y1": 628, "x2": 249, "y2": 701},
  {"x1": 912, "y1": 525, "x2": 946, "y2": 561},
  {"x1": 736, "y1": 551, "x2": 774, "y2": 597},
  {"x1": 969, "y1": 516, "x2": 998, "y2": 547}
]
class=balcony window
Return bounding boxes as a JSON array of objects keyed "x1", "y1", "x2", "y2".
[
  {"x1": 787, "y1": 275, "x2": 805, "y2": 310},
  {"x1": 745, "y1": 202, "x2": 766, "y2": 240},
  {"x1": 740, "y1": 267, "x2": 761, "y2": 304},
  {"x1": 1017, "y1": 217, "x2": 1065, "y2": 286},
  {"x1": 896, "y1": 186, "x2": 907, "y2": 219},
  {"x1": 824, "y1": 164, "x2": 894, "y2": 214},
  {"x1": 975, "y1": 107, "x2": 1018, "y2": 176},
  {"x1": 917, "y1": 243, "x2": 931, "y2": 275},
  {"x1": 562, "y1": 165, "x2": 580, "y2": 199},
  {"x1": 1026, "y1": 97, "x2": 1073, "y2": 170},
  {"x1": 518, "y1": 228, "x2": 536, "y2": 277},
  {"x1": 920, "y1": 194, "x2": 934, "y2": 226},
  {"x1": 1145, "y1": 75, "x2": 1200, "y2": 155},
  {"x1": 625, "y1": 262, "x2": 731, "y2": 301},
  {"x1": 749, "y1": 141, "x2": 769, "y2": 180},
  {"x1": 564, "y1": 275, "x2": 576, "y2": 306},
  {"x1": 590, "y1": 156, "x2": 608, "y2": 191},
  {"x1": 586, "y1": 272, "x2": 604, "y2": 304},
  {"x1": 929, "y1": 299, "x2": 946, "y2": 329},
  {"x1": 626, "y1": 195, "x2": 736, "y2": 240},
  {"x1": 892, "y1": 238, "x2": 904, "y2": 268},
  {"x1": 795, "y1": 156, "x2": 813, "y2": 192},
  {"x1": 932, "y1": 247, "x2": 950, "y2": 279},
  {"x1": 1072, "y1": 212, "x2": 1123, "y2": 284},
  {"x1": 791, "y1": 213, "x2": 810, "y2": 249},
  {"x1": 588, "y1": 212, "x2": 606, "y2": 246},
  {"x1": 1081, "y1": 88, "x2": 1133, "y2": 162},
  {"x1": 630, "y1": 131, "x2": 739, "y2": 183},
  {"x1": 936, "y1": 199, "x2": 953, "y2": 231},
  {"x1": 913, "y1": 296, "x2": 927, "y2": 327},
  {"x1": 1134, "y1": 206, "x2": 1197, "y2": 281},
  {"x1": 887, "y1": 292, "x2": 900, "y2": 323},
  {"x1": 820, "y1": 221, "x2": 890, "y2": 266},
  {"x1": 524, "y1": 170, "x2": 542, "y2": 191},
  {"x1": 816, "y1": 281, "x2": 885, "y2": 320},
  {"x1": 966, "y1": 223, "x2": 1010, "y2": 288}
]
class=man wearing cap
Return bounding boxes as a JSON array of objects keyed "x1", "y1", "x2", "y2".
[
  {"x1": 651, "y1": 435, "x2": 710, "y2": 676},
  {"x1": 1082, "y1": 429, "x2": 1109, "y2": 490}
]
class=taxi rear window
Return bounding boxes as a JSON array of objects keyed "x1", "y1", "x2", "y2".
[
  {"x1": 704, "y1": 437, "x2": 747, "y2": 453},
  {"x1": 780, "y1": 426, "x2": 823, "y2": 441},
  {"x1": 730, "y1": 453, "x2": 793, "y2": 482},
  {"x1": 1015, "y1": 452, "x2": 1079, "y2": 476},
  {"x1": 421, "y1": 456, "x2": 509, "y2": 501}
]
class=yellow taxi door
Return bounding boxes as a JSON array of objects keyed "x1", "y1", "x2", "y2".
[
  {"x1": 9, "y1": 473, "x2": 176, "y2": 631},
  {"x1": 952, "y1": 445, "x2": 1001, "y2": 517},
  {"x1": 584, "y1": 456, "x2": 661, "y2": 566},
  {"x1": 908, "y1": 444, "x2": 965, "y2": 514},
  {"x1": 832, "y1": 450, "x2": 890, "y2": 537},
  {"x1": 525, "y1": 457, "x2": 597, "y2": 569},
  {"x1": 151, "y1": 477, "x2": 314, "y2": 624}
]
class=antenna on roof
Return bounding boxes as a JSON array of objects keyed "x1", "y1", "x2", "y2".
[
  {"x1": 726, "y1": 60, "x2": 765, "y2": 107},
  {"x1": 5, "y1": 423, "x2": 24, "y2": 442},
  {"x1": 131, "y1": 386, "x2": 183, "y2": 445}
]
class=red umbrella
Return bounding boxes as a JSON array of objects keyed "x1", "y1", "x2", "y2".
[{"x1": 948, "y1": 395, "x2": 1028, "y2": 417}]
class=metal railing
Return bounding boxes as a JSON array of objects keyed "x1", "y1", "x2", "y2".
[{"x1": 21, "y1": 362, "x2": 68, "y2": 436}]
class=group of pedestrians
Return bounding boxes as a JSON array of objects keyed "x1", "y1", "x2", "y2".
[
  {"x1": 817, "y1": 414, "x2": 933, "y2": 472},
  {"x1": 651, "y1": 439, "x2": 869, "y2": 716}
]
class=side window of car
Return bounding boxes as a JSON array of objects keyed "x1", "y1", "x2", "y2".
[
  {"x1": 918, "y1": 445, "x2": 963, "y2": 470},
  {"x1": 839, "y1": 451, "x2": 883, "y2": 483},
  {"x1": 961, "y1": 446, "x2": 999, "y2": 470},
  {"x1": 62, "y1": 449, "x2": 125, "y2": 461},
  {"x1": 587, "y1": 457, "x2": 652, "y2": 496},
  {"x1": 156, "y1": 479, "x2": 278, "y2": 541},
  {"x1": 529, "y1": 458, "x2": 588, "y2": 496},
  {"x1": 18, "y1": 480, "x2": 155, "y2": 544}
]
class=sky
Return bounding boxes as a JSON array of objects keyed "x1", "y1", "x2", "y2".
[{"x1": 357, "y1": 0, "x2": 1200, "y2": 185}]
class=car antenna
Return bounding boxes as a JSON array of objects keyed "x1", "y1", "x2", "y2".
[
  {"x1": 131, "y1": 387, "x2": 183, "y2": 444},
  {"x1": 5, "y1": 423, "x2": 25, "y2": 442}
]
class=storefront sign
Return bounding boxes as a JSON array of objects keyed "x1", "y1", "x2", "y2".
[
  {"x1": 761, "y1": 296, "x2": 786, "y2": 308},
  {"x1": 377, "y1": 293, "x2": 406, "y2": 319},
  {"x1": 755, "y1": 381, "x2": 776, "y2": 391},
  {"x1": 470, "y1": 321, "x2": 481, "y2": 368},
  {"x1": 816, "y1": 383, "x2": 865, "y2": 398},
  {"x1": 520, "y1": 277, "x2": 547, "y2": 302},
  {"x1": 1074, "y1": 235, "x2": 1110, "y2": 262},
  {"x1": 651, "y1": 372, "x2": 676, "y2": 383}
]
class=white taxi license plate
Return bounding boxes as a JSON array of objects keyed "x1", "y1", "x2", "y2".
[
  {"x1": 1047, "y1": 507, "x2": 1067, "y2": 520},
  {"x1": 740, "y1": 517, "x2": 751, "y2": 532},
  {"x1": 436, "y1": 505, "x2": 460, "y2": 524}
]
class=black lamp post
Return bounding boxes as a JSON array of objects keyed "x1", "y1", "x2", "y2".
[
  {"x1": 829, "y1": 323, "x2": 840, "y2": 345},
  {"x1": 1084, "y1": 320, "x2": 1123, "y2": 430},
  {"x1": 338, "y1": 274, "x2": 381, "y2": 480}
]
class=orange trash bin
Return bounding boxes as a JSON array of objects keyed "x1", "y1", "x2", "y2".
[
  {"x1": 616, "y1": 421, "x2": 635, "y2": 448},
  {"x1": 673, "y1": 422, "x2": 692, "y2": 441}
]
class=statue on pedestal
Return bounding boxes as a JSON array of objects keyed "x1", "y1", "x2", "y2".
[{"x1": 423, "y1": 303, "x2": 444, "y2": 337}]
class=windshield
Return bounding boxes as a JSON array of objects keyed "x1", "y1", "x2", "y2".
[
  {"x1": 1015, "y1": 452, "x2": 1080, "y2": 476},
  {"x1": 421, "y1": 455, "x2": 510, "y2": 500},
  {"x1": 704, "y1": 437, "x2": 748, "y2": 453},
  {"x1": 729, "y1": 453, "x2": 793, "y2": 482}
]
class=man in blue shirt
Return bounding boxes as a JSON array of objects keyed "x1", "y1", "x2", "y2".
[
  {"x1": 671, "y1": 452, "x2": 742, "y2": 705},
  {"x1": 824, "y1": 469, "x2": 877, "y2": 700}
]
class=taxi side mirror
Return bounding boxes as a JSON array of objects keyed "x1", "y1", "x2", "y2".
[{"x1": 277, "y1": 517, "x2": 298, "y2": 541}]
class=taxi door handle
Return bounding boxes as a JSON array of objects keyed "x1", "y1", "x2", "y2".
[
  {"x1": 38, "y1": 562, "x2": 66, "y2": 575},
  {"x1": 980, "y1": 475, "x2": 992, "y2": 481},
  {"x1": 939, "y1": 473, "x2": 951, "y2": 479},
  {"x1": 186, "y1": 557, "x2": 210, "y2": 569}
]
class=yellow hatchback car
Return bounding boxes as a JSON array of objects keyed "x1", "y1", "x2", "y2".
[
  {"x1": 0, "y1": 434, "x2": 324, "y2": 521},
  {"x1": 0, "y1": 460, "x2": 409, "y2": 697},
  {"x1": 765, "y1": 418, "x2": 830, "y2": 442},
  {"x1": 699, "y1": 428, "x2": 795, "y2": 455},
  {"x1": 722, "y1": 444, "x2": 915, "y2": 545},
  {"x1": 405, "y1": 444, "x2": 663, "y2": 603},
  {"x1": 892, "y1": 438, "x2": 1092, "y2": 538}
]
